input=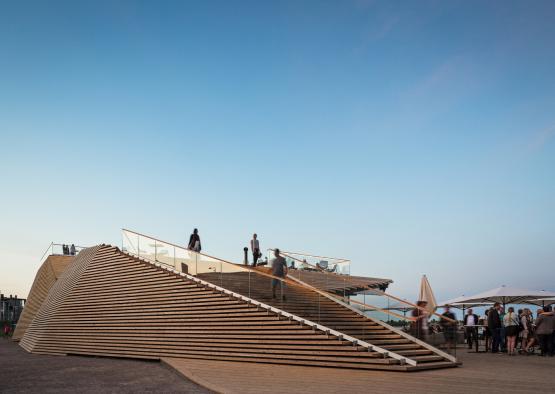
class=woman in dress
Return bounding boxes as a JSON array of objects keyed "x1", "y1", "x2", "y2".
[{"x1": 503, "y1": 307, "x2": 520, "y2": 355}]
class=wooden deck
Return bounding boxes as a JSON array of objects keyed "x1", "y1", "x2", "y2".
[{"x1": 164, "y1": 350, "x2": 555, "y2": 394}]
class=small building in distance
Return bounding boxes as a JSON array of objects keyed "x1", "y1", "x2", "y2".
[{"x1": 1, "y1": 293, "x2": 26, "y2": 331}]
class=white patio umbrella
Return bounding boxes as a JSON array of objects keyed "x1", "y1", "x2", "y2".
[
  {"x1": 443, "y1": 285, "x2": 555, "y2": 308},
  {"x1": 380, "y1": 300, "x2": 414, "y2": 321},
  {"x1": 384, "y1": 300, "x2": 414, "y2": 312},
  {"x1": 439, "y1": 295, "x2": 493, "y2": 309},
  {"x1": 526, "y1": 298, "x2": 555, "y2": 307},
  {"x1": 418, "y1": 275, "x2": 437, "y2": 314}
]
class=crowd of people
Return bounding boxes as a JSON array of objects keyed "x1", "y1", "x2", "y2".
[
  {"x1": 484, "y1": 302, "x2": 555, "y2": 356},
  {"x1": 410, "y1": 302, "x2": 555, "y2": 357},
  {"x1": 61, "y1": 244, "x2": 76, "y2": 256}
]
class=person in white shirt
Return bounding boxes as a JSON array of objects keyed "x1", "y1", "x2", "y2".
[
  {"x1": 463, "y1": 308, "x2": 479, "y2": 349},
  {"x1": 250, "y1": 233, "x2": 260, "y2": 266}
]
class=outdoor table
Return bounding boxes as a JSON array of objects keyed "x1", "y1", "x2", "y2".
[{"x1": 464, "y1": 324, "x2": 488, "y2": 353}]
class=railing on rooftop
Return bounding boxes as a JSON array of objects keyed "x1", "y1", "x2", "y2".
[
  {"x1": 269, "y1": 250, "x2": 351, "y2": 275},
  {"x1": 39, "y1": 242, "x2": 87, "y2": 264}
]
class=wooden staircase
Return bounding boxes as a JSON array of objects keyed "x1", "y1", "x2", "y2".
[
  {"x1": 197, "y1": 271, "x2": 458, "y2": 370},
  {"x1": 19, "y1": 246, "x2": 448, "y2": 371}
]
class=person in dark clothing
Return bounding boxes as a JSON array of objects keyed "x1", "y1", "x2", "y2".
[
  {"x1": 536, "y1": 306, "x2": 555, "y2": 357},
  {"x1": 250, "y1": 233, "x2": 260, "y2": 267},
  {"x1": 270, "y1": 249, "x2": 288, "y2": 300},
  {"x1": 440, "y1": 306, "x2": 457, "y2": 349},
  {"x1": 464, "y1": 308, "x2": 480, "y2": 349},
  {"x1": 187, "y1": 229, "x2": 201, "y2": 252},
  {"x1": 70, "y1": 244, "x2": 76, "y2": 255},
  {"x1": 62, "y1": 244, "x2": 68, "y2": 255},
  {"x1": 488, "y1": 302, "x2": 503, "y2": 353}
]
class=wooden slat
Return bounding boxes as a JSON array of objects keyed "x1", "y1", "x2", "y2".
[{"x1": 12, "y1": 255, "x2": 74, "y2": 341}]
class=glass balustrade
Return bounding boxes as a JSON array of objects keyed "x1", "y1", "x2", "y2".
[
  {"x1": 122, "y1": 230, "x2": 323, "y2": 320},
  {"x1": 121, "y1": 229, "x2": 457, "y2": 360},
  {"x1": 268, "y1": 250, "x2": 351, "y2": 276}
]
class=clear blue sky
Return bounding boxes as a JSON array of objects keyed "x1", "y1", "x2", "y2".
[{"x1": 1, "y1": 1, "x2": 554, "y2": 302}]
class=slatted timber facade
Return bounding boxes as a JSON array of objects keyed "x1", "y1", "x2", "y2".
[
  {"x1": 19, "y1": 245, "x2": 426, "y2": 371},
  {"x1": 198, "y1": 271, "x2": 458, "y2": 370},
  {"x1": 13, "y1": 254, "x2": 74, "y2": 341}
]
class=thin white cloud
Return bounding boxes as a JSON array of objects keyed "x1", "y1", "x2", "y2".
[{"x1": 527, "y1": 123, "x2": 555, "y2": 152}]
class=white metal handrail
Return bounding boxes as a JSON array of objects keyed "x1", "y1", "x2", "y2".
[{"x1": 39, "y1": 242, "x2": 87, "y2": 264}]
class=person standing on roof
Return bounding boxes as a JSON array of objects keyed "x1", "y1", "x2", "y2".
[
  {"x1": 250, "y1": 233, "x2": 260, "y2": 266},
  {"x1": 188, "y1": 228, "x2": 201, "y2": 252},
  {"x1": 271, "y1": 249, "x2": 288, "y2": 300},
  {"x1": 70, "y1": 244, "x2": 76, "y2": 255}
]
